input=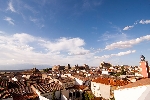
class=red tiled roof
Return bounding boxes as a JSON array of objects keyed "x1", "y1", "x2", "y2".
[
  {"x1": 58, "y1": 77, "x2": 74, "y2": 83},
  {"x1": 33, "y1": 82, "x2": 64, "y2": 94},
  {"x1": 0, "y1": 79, "x2": 37, "y2": 99},
  {"x1": 119, "y1": 78, "x2": 150, "y2": 89},
  {"x1": 74, "y1": 85, "x2": 87, "y2": 90},
  {"x1": 92, "y1": 77, "x2": 129, "y2": 86}
]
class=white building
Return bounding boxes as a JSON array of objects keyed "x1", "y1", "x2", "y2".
[
  {"x1": 102, "y1": 70, "x2": 109, "y2": 75},
  {"x1": 22, "y1": 74, "x2": 31, "y2": 79},
  {"x1": 114, "y1": 78, "x2": 150, "y2": 100},
  {"x1": 12, "y1": 76, "x2": 18, "y2": 81},
  {"x1": 91, "y1": 77, "x2": 129, "y2": 99},
  {"x1": 91, "y1": 79, "x2": 110, "y2": 99},
  {"x1": 74, "y1": 78, "x2": 84, "y2": 85}
]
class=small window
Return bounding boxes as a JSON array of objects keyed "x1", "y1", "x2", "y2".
[
  {"x1": 69, "y1": 93, "x2": 72, "y2": 97},
  {"x1": 73, "y1": 92, "x2": 75, "y2": 96}
]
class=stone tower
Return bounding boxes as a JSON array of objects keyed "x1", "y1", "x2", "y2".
[{"x1": 139, "y1": 55, "x2": 149, "y2": 78}]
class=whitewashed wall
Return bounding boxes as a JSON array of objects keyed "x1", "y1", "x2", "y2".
[
  {"x1": 91, "y1": 82, "x2": 101, "y2": 97},
  {"x1": 62, "y1": 74, "x2": 72, "y2": 77},
  {"x1": 91, "y1": 82, "x2": 110, "y2": 99},
  {"x1": 75, "y1": 78, "x2": 84, "y2": 85},
  {"x1": 114, "y1": 85, "x2": 150, "y2": 100},
  {"x1": 102, "y1": 71, "x2": 109, "y2": 75},
  {"x1": 12, "y1": 77, "x2": 18, "y2": 81}
]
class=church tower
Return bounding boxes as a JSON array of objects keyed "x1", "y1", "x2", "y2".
[{"x1": 139, "y1": 55, "x2": 149, "y2": 78}]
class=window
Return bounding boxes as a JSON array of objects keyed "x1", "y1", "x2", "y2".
[
  {"x1": 76, "y1": 91, "x2": 80, "y2": 98},
  {"x1": 65, "y1": 84, "x2": 68, "y2": 87},
  {"x1": 69, "y1": 93, "x2": 72, "y2": 97},
  {"x1": 73, "y1": 92, "x2": 75, "y2": 96}
]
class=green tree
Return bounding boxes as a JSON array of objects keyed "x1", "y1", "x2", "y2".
[
  {"x1": 83, "y1": 92, "x2": 95, "y2": 100},
  {"x1": 43, "y1": 68, "x2": 50, "y2": 73},
  {"x1": 120, "y1": 66, "x2": 126, "y2": 75},
  {"x1": 115, "y1": 72, "x2": 121, "y2": 76},
  {"x1": 52, "y1": 90, "x2": 56, "y2": 100},
  {"x1": 84, "y1": 92, "x2": 89, "y2": 100},
  {"x1": 88, "y1": 93, "x2": 94, "y2": 100}
]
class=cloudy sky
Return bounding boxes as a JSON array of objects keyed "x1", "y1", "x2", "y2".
[{"x1": 0, "y1": 0, "x2": 150, "y2": 70}]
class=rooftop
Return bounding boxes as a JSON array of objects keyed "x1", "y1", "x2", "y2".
[
  {"x1": 92, "y1": 77, "x2": 129, "y2": 86},
  {"x1": 32, "y1": 82, "x2": 64, "y2": 94},
  {"x1": 118, "y1": 78, "x2": 150, "y2": 89},
  {"x1": 58, "y1": 77, "x2": 74, "y2": 83}
]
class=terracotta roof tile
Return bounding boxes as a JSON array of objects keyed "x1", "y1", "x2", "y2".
[
  {"x1": 92, "y1": 77, "x2": 129, "y2": 86},
  {"x1": 33, "y1": 83, "x2": 64, "y2": 94},
  {"x1": 74, "y1": 85, "x2": 87, "y2": 90},
  {"x1": 119, "y1": 78, "x2": 150, "y2": 89}
]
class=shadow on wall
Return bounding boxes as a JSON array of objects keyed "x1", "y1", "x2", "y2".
[{"x1": 138, "y1": 86, "x2": 150, "y2": 100}]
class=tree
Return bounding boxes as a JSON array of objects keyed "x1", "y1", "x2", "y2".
[
  {"x1": 100, "y1": 62, "x2": 112, "y2": 68},
  {"x1": 52, "y1": 90, "x2": 56, "y2": 100},
  {"x1": 88, "y1": 93, "x2": 94, "y2": 100},
  {"x1": 115, "y1": 72, "x2": 121, "y2": 76},
  {"x1": 82, "y1": 91, "x2": 89, "y2": 100},
  {"x1": 43, "y1": 68, "x2": 51, "y2": 73},
  {"x1": 83, "y1": 92, "x2": 95, "y2": 100},
  {"x1": 121, "y1": 66, "x2": 126, "y2": 75},
  {"x1": 84, "y1": 92, "x2": 89, "y2": 100}
]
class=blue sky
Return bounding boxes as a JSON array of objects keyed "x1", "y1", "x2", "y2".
[{"x1": 0, "y1": 0, "x2": 150, "y2": 69}]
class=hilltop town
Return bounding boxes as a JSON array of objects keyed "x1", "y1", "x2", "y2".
[{"x1": 0, "y1": 55, "x2": 150, "y2": 100}]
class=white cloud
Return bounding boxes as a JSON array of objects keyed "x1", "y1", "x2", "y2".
[
  {"x1": 24, "y1": 4, "x2": 38, "y2": 14},
  {"x1": 95, "y1": 50, "x2": 136, "y2": 59},
  {"x1": 112, "y1": 50, "x2": 136, "y2": 56},
  {"x1": 99, "y1": 25, "x2": 127, "y2": 42},
  {"x1": 7, "y1": 1, "x2": 16, "y2": 12},
  {"x1": 0, "y1": 31, "x2": 5, "y2": 34},
  {"x1": 92, "y1": 27, "x2": 97, "y2": 30},
  {"x1": 105, "y1": 35, "x2": 150, "y2": 50},
  {"x1": 123, "y1": 25, "x2": 134, "y2": 30},
  {"x1": 0, "y1": 33, "x2": 92, "y2": 66},
  {"x1": 4, "y1": 17, "x2": 15, "y2": 25},
  {"x1": 29, "y1": 16, "x2": 44, "y2": 28},
  {"x1": 13, "y1": 33, "x2": 35, "y2": 44},
  {"x1": 39, "y1": 37, "x2": 90, "y2": 55},
  {"x1": 68, "y1": 48, "x2": 90, "y2": 55},
  {"x1": 0, "y1": 32, "x2": 145, "y2": 68},
  {"x1": 139, "y1": 20, "x2": 150, "y2": 24},
  {"x1": 123, "y1": 19, "x2": 150, "y2": 30},
  {"x1": 134, "y1": 20, "x2": 139, "y2": 25},
  {"x1": 29, "y1": 17, "x2": 37, "y2": 23},
  {"x1": 99, "y1": 32, "x2": 127, "y2": 41}
]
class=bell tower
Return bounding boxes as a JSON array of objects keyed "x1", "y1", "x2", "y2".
[{"x1": 139, "y1": 55, "x2": 149, "y2": 78}]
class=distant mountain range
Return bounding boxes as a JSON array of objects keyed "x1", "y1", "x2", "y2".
[
  {"x1": 0, "y1": 64, "x2": 52, "y2": 70},
  {"x1": 0, "y1": 70, "x2": 25, "y2": 72}
]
